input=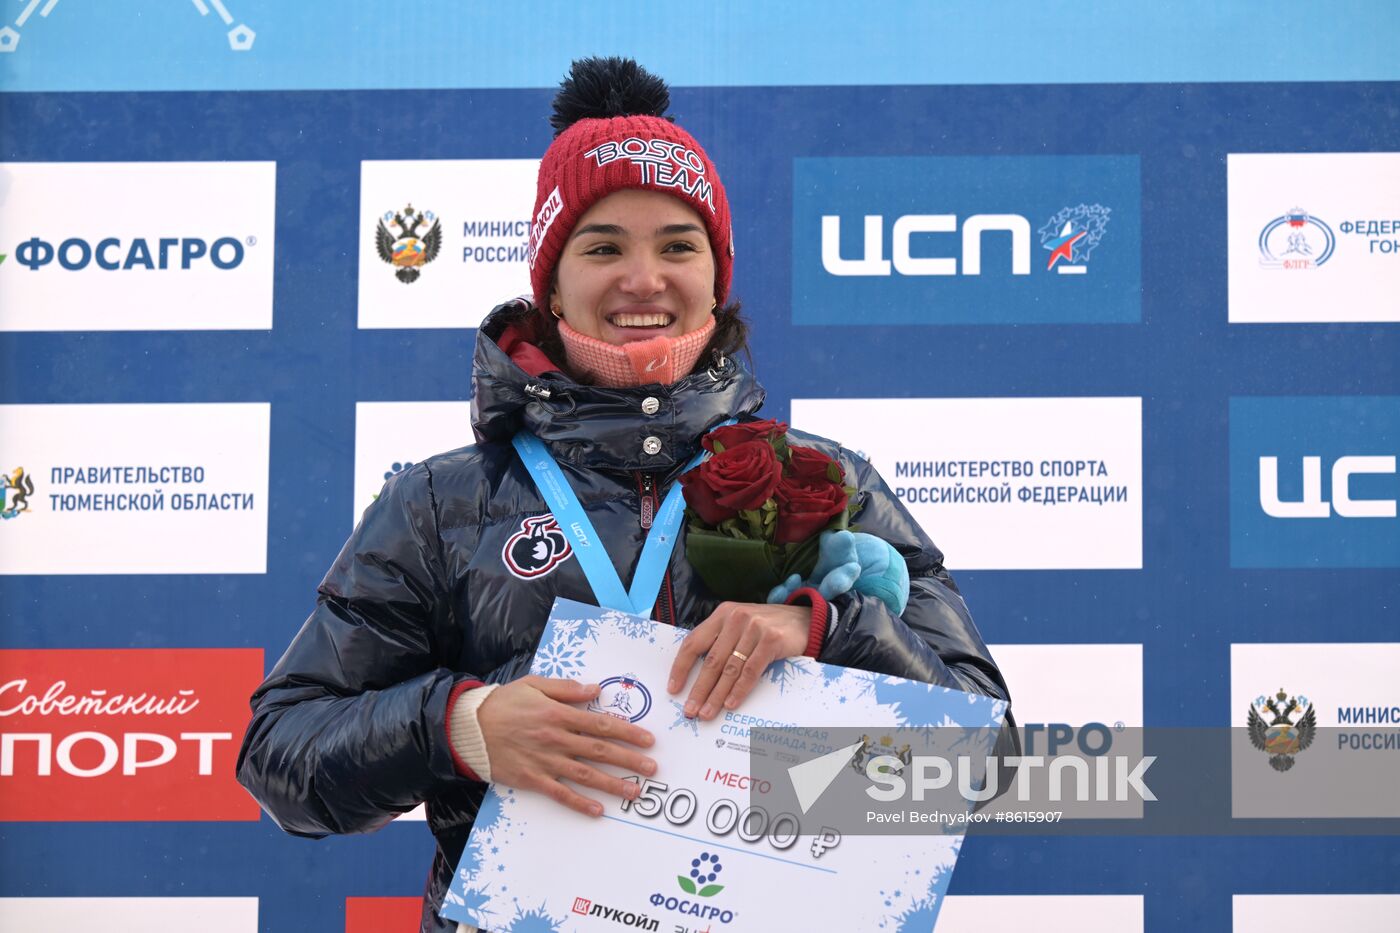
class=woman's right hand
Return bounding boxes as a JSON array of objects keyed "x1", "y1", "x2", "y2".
[{"x1": 476, "y1": 675, "x2": 658, "y2": 817}]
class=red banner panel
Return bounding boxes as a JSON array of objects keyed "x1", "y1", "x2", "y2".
[
  {"x1": 0, "y1": 648, "x2": 264, "y2": 821},
  {"x1": 346, "y1": 897, "x2": 422, "y2": 933}
]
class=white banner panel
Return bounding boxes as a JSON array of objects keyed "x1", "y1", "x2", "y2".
[
  {"x1": 940, "y1": 895, "x2": 1143, "y2": 933},
  {"x1": 352, "y1": 401, "x2": 474, "y2": 529},
  {"x1": 0, "y1": 898, "x2": 258, "y2": 932},
  {"x1": 0, "y1": 403, "x2": 270, "y2": 574},
  {"x1": 0, "y1": 162, "x2": 276, "y2": 331},
  {"x1": 989, "y1": 644, "x2": 1144, "y2": 727},
  {"x1": 791, "y1": 397, "x2": 1142, "y2": 570},
  {"x1": 1230, "y1": 643, "x2": 1400, "y2": 818},
  {"x1": 1234, "y1": 894, "x2": 1400, "y2": 933},
  {"x1": 357, "y1": 159, "x2": 539, "y2": 329},
  {"x1": 1228, "y1": 152, "x2": 1400, "y2": 322},
  {"x1": 1230, "y1": 643, "x2": 1400, "y2": 730},
  {"x1": 987, "y1": 643, "x2": 1145, "y2": 819}
]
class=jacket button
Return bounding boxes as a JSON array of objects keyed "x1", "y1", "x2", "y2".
[
  {"x1": 642, "y1": 436, "x2": 662, "y2": 455},
  {"x1": 641, "y1": 396, "x2": 660, "y2": 415}
]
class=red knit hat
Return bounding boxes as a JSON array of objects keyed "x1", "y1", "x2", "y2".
[{"x1": 528, "y1": 59, "x2": 733, "y2": 312}]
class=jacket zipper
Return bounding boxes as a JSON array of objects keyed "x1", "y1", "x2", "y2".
[{"x1": 635, "y1": 472, "x2": 676, "y2": 626}]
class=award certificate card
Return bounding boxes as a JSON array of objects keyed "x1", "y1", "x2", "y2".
[{"x1": 443, "y1": 597, "x2": 1006, "y2": 932}]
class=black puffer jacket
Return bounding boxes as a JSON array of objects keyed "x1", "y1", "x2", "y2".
[{"x1": 237, "y1": 300, "x2": 1014, "y2": 932}]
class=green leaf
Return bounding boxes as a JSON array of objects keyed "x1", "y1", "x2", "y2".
[
  {"x1": 698, "y1": 884, "x2": 726, "y2": 897},
  {"x1": 711, "y1": 440, "x2": 726, "y2": 455},
  {"x1": 826, "y1": 461, "x2": 843, "y2": 483},
  {"x1": 780, "y1": 535, "x2": 823, "y2": 580},
  {"x1": 678, "y1": 876, "x2": 697, "y2": 894},
  {"x1": 737, "y1": 508, "x2": 765, "y2": 538}
]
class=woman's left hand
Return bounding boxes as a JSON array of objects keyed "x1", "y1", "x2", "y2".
[{"x1": 667, "y1": 602, "x2": 810, "y2": 720}]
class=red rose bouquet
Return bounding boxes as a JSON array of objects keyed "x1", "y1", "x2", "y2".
[{"x1": 679, "y1": 420, "x2": 857, "y2": 602}]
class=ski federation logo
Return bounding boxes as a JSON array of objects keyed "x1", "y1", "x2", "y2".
[
  {"x1": 374, "y1": 203, "x2": 442, "y2": 283},
  {"x1": 587, "y1": 675, "x2": 653, "y2": 723},
  {"x1": 1039, "y1": 204, "x2": 1111, "y2": 274},
  {"x1": 2, "y1": 467, "x2": 35, "y2": 521},
  {"x1": 1258, "y1": 207, "x2": 1335, "y2": 270},
  {"x1": 502, "y1": 513, "x2": 573, "y2": 579},
  {"x1": 1247, "y1": 687, "x2": 1317, "y2": 772}
]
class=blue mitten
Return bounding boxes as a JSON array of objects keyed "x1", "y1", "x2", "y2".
[
  {"x1": 848, "y1": 532, "x2": 910, "y2": 616},
  {"x1": 766, "y1": 530, "x2": 909, "y2": 615}
]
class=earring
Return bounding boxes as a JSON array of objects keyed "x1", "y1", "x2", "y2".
[{"x1": 550, "y1": 304, "x2": 563, "y2": 320}]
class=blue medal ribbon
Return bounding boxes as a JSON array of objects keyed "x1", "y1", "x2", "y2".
[{"x1": 512, "y1": 422, "x2": 734, "y2": 617}]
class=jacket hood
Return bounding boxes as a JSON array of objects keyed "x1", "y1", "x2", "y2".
[{"x1": 470, "y1": 299, "x2": 766, "y2": 474}]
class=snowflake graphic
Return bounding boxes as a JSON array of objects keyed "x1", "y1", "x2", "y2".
[
  {"x1": 765, "y1": 658, "x2": 810, "y2": 695},
  {"x1": 872, "y1": 676, "x2": 1000, "y2": 729},
  {"x1": 502, "y1": 900, "x2": 566, "y2": 932},
  {"x1": 574, "y1": 613, "x2": 607, "y2": 643},
  {"x1": 548, "y1": 617, "x2": 581, "y2": 642},
  {"x1": 551, "y1": 613, "x2": 609, "y2": 644},
  {"x1": 596, "y1": 602, "x2": 649, "y2": 638},
  {"x1": 452, "y1": 883, "x2": 498, "y2": 928},
  {"x1": 534, "y1": 637, "x2": 587, "y2": 679},
  {"x1": 878, "y1": 864, "x2": 952, "y2": 931},
  {"x1": 457, "y1": 835, "x2": 487, "y2": 883},
  {"x1": 668, "y1": 699, "x2": 700, "y2": 735},
  {"x1": 845, "y1": 669, "x2": 881, "y2": 700}
]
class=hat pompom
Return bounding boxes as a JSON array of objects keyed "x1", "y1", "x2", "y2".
[{"x1": 549, "y1": 57, "x2": 672, "y2": 137}]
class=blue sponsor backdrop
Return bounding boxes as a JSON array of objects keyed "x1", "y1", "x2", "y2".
[{"x1": 2, "y1": 5, "x2": 1400, "y2": 932}]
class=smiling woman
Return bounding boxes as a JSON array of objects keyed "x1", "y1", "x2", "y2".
[
  {"x1": 548, "y1": 189, "x2": 720, "y2": 385},
  {"x1": 554, "y1": 190, "x2": 716, "y2": 342},
  {"x1": 236, "y1": 56, "x2": 1014, "y2": 933}
]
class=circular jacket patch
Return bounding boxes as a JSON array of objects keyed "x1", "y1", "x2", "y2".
[{"x1": 502, "y1": 513, "x2": 573, "y2": 580}]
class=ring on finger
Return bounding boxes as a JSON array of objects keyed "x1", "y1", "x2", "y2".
[{"x1": 730, "y1": 649, "x2": 749, "y2": 662}]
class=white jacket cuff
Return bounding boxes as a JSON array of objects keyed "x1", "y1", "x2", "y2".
[{"x1": 448, "y1": 683, "x2": 500, "y2": 781}]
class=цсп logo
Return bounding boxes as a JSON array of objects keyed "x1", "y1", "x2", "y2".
[
  {"x1": 821, "y1": 203, "x2": 1111, "y2": 277},
  {"x1": 1258, "y1": 207, "x2": 1335, "y2": 270},
  {"x1": 1247, "y1": 687, "x2": 1316, "y2": 772},
  {"x1": 375, "y1": 203, "x2": 442, "y2": 283},
  {"x1": 1258, "y1": 455, "x2": 1397, "y2": 519}
]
